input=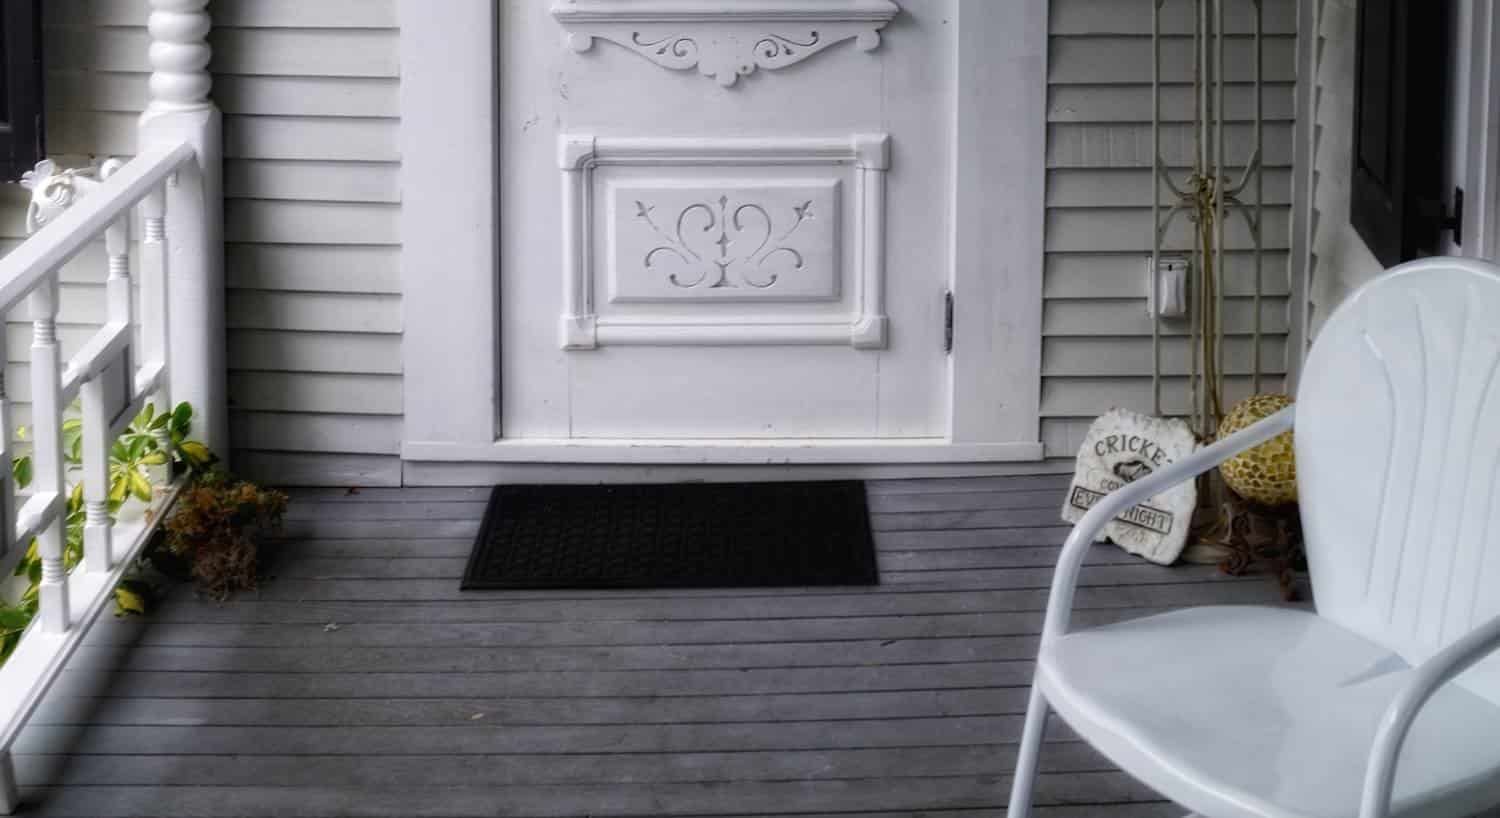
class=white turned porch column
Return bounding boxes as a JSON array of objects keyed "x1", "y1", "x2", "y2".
[{"x1": 138, "y1": 0, "x2": 226, "y2": 460}]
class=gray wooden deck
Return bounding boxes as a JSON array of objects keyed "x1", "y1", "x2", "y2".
[{"x1": 10, "y1": 475, "x2": 1296, "y2": 817}]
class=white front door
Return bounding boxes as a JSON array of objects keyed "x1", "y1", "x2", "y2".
[
  {"x1": 398, "y1": 0, "x2": 1047, "y2": 469},
  {"x1": 499, "y1": 2, "x2": 949, "y2": 441}
]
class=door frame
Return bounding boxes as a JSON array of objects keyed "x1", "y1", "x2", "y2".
[{"x1": 397, "y1": 0, "x2": 1047, "y2": 469}]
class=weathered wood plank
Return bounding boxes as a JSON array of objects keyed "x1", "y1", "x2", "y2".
[
  {"x1": 20, "y1": 715, "x2": 1053, "y2": 756},
  {"x1": 249, "y1": 546, "x2": 1136, "y2": 581},
  {"x1": 139, "y1": 582, "x2": 1287, "y2": 624},
  {"x1": 83, "y1": 607, "x2": 1172, "y2": 650},
  {"x1": 16, "y1": 743, "x2": 1116, "y2": 787},
  {"x1": 67, "y1": 636, "x2": 1044, "y2": 674},
  {"x1": 275, "y1": 491, "x2": 1066, "y2": 520},
  {"x1": 867, "y1": 475, "x2": 1073, "y2": 495},
  {"x1": 226, "y1": 563, "x2": 1249, "y2": 601},
  {"x1": 55, "y1": 663, "x2": 1032, "y2": 699},
  {"x1": 32, "y1": 689, "x2": 1036, "y2": 728},
  {"x1": 14, "y1": 772, "x2": 1162, "y2": 818}
]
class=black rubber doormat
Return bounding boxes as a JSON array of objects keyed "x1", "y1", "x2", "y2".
[{"x1": 461, "y1": 481, "x2": 878, "y2": 590}]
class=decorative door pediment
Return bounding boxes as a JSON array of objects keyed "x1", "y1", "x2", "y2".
[{"x1": 550, "y1": 0, "x2": 900, "y2": 87}]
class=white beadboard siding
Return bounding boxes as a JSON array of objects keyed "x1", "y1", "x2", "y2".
[
  {"x1": 1042, "y1": 0, "x2": 1298, "y2": 456},
  {"x1": 1305, "y1": 0, "x2": 1382, "y2": 338},
  {"x1": 34, "y1": 0, "x2": 404, "y2": 486}
]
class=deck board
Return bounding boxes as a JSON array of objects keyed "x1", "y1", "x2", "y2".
[{"x1": 10, "y1": 477, "x2": 1298, "y2": 817}]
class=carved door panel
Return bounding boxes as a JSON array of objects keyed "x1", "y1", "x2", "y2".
[{"x1": 498, "y1": 0, "x2": 952, "y2": 441}]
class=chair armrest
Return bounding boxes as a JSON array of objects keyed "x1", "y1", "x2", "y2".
[
  {"x1": 1039, "y1": 406, "x2": 1296, "y2": 646},
  {"x1": 1359, "y1": 613, "x2": 1500, "y2": 818}
]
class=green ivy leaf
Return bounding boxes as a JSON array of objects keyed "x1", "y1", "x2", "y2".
[
  {"x1": 12, "y1": 455, "x2": 31, "y2": 489},
  {"x1": 128, "y1": 470, "x2": 153, "y2": 503},
  {"x1": 114, "y1": 580, "x2": 154, "y2": 616},
  {"x1": 171, "y1": 402, "x2": 193, "y2": 433},
  {"x1": 0, "y1": 605, "x2": 31, "y2": 632},
  {"x1": 108, "y1": 475, "x2": 129, "y2": 506},
  {"x1": 62, "y1": 418, "x2": 84, "y2": 464},
  {"x1": 178, "y1": 441, "x2": 215, "y2": 469}
]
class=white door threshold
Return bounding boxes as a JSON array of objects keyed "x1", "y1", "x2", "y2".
[{"x1": 402, "y1": 438, "x2": 1045, "y2": 465}]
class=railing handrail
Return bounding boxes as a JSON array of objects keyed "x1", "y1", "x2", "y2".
[
  {"x1": 0, "y1": 141, "x2": 195, "y2": 313},
  {"x1": 0, "y1": 141, "x2": 201, "y2": 812}
]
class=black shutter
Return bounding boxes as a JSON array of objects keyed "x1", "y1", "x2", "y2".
[
  {"x1": 0, "y1": 0, "x2": 42, "y2": 183},
  {"x1": 1349, "y1": 0, "x2": 1450, "y2": 267}
]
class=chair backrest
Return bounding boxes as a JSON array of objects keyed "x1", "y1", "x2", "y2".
[{"x1": 1297, "y1": 257, "x2": 1500, "y2": 704}]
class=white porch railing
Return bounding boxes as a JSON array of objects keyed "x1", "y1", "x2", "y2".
[{"x1": 0, "y1": 1, "x2": 223, "y2": 812}]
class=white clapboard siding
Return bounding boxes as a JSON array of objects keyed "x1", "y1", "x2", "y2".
[
  {"x1": 1042, "y1": 336, "x2": 1287, "y2": 377},
  {"x1": 1305, "y1": 0, "x2": 1382, "y2": 339},
  {"x1": 49, "y1": 72, "x2": 402, "y2": 118},
  {"x1": 227, "y1": 292, "x2": 402, "y2": 335},
  {"x1": 46, "y1": 27, "x2": 399, "y2": 77},
  {"x1": 226, "y1": 245, "x2": 400, "y2": 294},
  {"x1": 226, "y1": 331, "x2": 402, "y2": 376},
  {"x1": 1045, "y1": 252, "x2": 1292, "y2": 298},
  {"x1": 225, "y1": 160, "x2": 401, "y2": 204},
  {"x1": 1051, "y1": 0, "x2": 1298, "y2": 35},
  {"x1": 229, "y1": 373, "x2": 403, "y2": 416},
  {"x1": 47, "y1": 0, "x2": 397, "y2": 28},
  {"x1": 30, "y1": 2, "x2": 404, "y2": 485},
  {"x1": 1042, "y1": 0, "x2": 1297, "y2": 457},
  {"x1": 1042, "y1": 375, "x2": 1268, "y2": 417},
  {"x1": 228, "y1": 412, "x2": 403, "y2": 456}
]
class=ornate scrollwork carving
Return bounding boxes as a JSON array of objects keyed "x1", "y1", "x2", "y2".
[
  {"x1": 634, "y1": 194, "x2": 815, "y2": 289},
  {"x1": 553, "y1": 0, "x2": 898, "y2": 87},
  {"x1": 18, "y1": 159, "x2": 124, "y2": 234}
]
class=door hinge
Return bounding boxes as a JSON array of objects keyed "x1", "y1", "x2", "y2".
[
  {"x1": 1444, "y1": 186, "x2": 1464, "y2": 247},
  {"x1": 943, "y1": 289, "x2": 954, "y2": 353},
  {"x1": 1422, "y1": 186, "x2": 1464, "y2": 247}
]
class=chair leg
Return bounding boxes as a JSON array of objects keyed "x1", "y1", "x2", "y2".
[
  {"x1": 1007, "y1": 685, "x2": 1050, "y2": 818},
  {"x1": 0, "y1": 749, "x2": 17, "y2": 815}
]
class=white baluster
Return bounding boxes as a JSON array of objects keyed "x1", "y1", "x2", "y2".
[
  {"x1": 28, "y1": 276, "x2": 66, "y2": 633},
  {"x1": 139, "y1": 188, "x2": 173, "y2": 474},
  {"x1": 81, "y1": 214, "x2": 134, "y2": 574}
]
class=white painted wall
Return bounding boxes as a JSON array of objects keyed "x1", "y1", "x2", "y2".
[
  {"x1": 27, "y1": 0, "x2": 1302, "y2": 485},
  {"x1": 1042, "y1": 0, "x2": 1298, "y2": 457},
  {"x1": 26, "y1": 0, "x2": 404, "y2": 486}
]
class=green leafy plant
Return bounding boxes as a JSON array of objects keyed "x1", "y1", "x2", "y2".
[{"x1": 0, "y1": 401, "x2": 213, "y2": 666}]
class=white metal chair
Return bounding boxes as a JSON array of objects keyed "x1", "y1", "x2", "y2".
[{"x1": 1008, "y1": 257, "x2": 1500, "y2": 818}]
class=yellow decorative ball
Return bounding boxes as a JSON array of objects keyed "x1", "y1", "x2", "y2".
[{"x1": 1217, "y1": 393, "x2": 1297, "y2": 506}]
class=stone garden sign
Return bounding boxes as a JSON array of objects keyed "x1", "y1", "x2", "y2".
[{"x1": 1061, "y1": 408, "x2": 1200, "y2": 564}]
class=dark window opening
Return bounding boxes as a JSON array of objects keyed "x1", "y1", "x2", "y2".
[{"x1": 0, "y1": 0, "x2": 43, "y2": 182}]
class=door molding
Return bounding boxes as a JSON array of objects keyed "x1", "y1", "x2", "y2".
[
  {"x1": 398, "y1": 0, "x2": 500, "y2": 451},
  {"x1": 946, "y1": 0, "x2": 1047, "y2": 446},
  {"x1": 557, "y1": 133, "x2": 890, "y2": 350},
  {"x1": 397, "y1": 0, "x2": 1047, "y2": 466}
]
